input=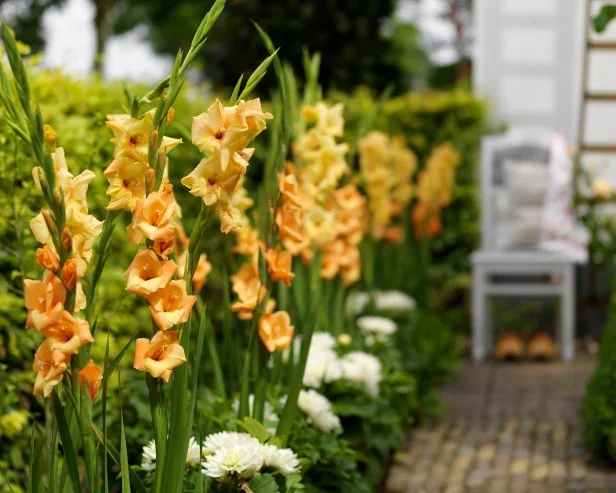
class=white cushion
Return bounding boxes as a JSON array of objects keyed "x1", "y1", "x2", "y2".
[
  {"x1": 496, "y1": 206, "x2": 542, "y2": 250},
  {"x1": 504, "y1": 161, "x2": 550, "y2": 206}
]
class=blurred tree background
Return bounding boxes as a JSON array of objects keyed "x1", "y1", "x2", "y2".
[{"x1": 2, "y1": 0, "x2": 433, "y2": 92}]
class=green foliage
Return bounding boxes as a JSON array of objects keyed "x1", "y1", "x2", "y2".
[
  {"x1": 582, "y1": 275, "x2": 616, "y2": 460},
  {"x1": 338, "y1": 88, "x2": 487, "y2": 333},
  {"x1": 594, "y1": 4, "x2": 616, "y2": 33}
]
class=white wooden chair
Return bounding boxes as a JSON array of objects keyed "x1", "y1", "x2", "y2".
[{"x1": 471, "y1": 127, "x2": 576, "y2": 362}]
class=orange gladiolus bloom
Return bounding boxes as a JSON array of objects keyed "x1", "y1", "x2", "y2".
[
  {"x1": 412, "y1": 203, "x2": 443, "y2": 239},
  {"x1": 39, "y1": 310, "x2": 94, "y2": 357},
  {"x1": 383, "y1": 226, "x2": 405, "y2": 244},
  {"x1": 61, "y1": 259, "x2": 78, "y2": 291},
  {"x1": 129, "y1": 185, "x2": 177, "y2": 243},
  {"x1": 147, "y1": 280, "x2": 197, "y2": 330},
  {"x1": 125, "y1": 250, "x2": 177, "y2": 297},
  {"x1": 36, "y1": 245, "x2": 59, "y2": 272},
  {"x1": 265, "y1": 246, "x2": 295, "y2": 287},
  {"x1": 79, "y1": 359, "x2": 103, "y2": 399},
  {"x1": 133, "y1": 330, "x2": 186, "y2": 382},
  {"x1": 192, "y1": 254, "x2": 212, "y2": 292},
  {"x1": 24, "y1": 272, "x2": 66, "y2": 330},
  {"x1": 33, "y1": 340, "x2": 69, "y2": 397},
  {"x1": 230, "y1": 263, "x2": 266, "y2": 320},
  {"x1": 258, "y1": 310, "x2": 294, "y2": 352}
]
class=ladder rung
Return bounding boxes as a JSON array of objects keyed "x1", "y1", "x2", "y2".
[
  {"x1": 581, "y1": 145, "x2": 616, "y2": 153},
  {"x1": 587, "y1": 42, "x2": 616, "y2": 50},
  {"x1": 585, "y1": 92, "x2": 616, "y2": 101}
]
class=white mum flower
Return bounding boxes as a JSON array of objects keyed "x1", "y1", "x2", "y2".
[
  {"x1": 141, "y1": 436, "x2": 202, "y2": 473},
  {"x1": 186, "y1": 436, "x2": 202, "y2": 468},
  {"x1": 297, "y1": 389, "x2": 341, "y2": 433},
  {"x1": 310, "y1": 332, "x2": 337, "y2": 352},
  {"x1": 340, "y1": 351, "x2": 382, "y2": 397},
  {"x1": 261, "y1": 444, "x2": 300, "y2": 475},
  {"x1": 202, "y1": 432, "x2": 264, "y2": 480},
  {"x1": 303, "y1": 348, "x2": 342, "y2": 388},
  {"x1": 345, "y1": 291, "x2": 370, "y2": 316},
  {"x1": 374, "y1": 290, "x2": 416, "y2": 313},
  {"x1": 141, "y1": 440, "x2": 156, "y2": 472},
  {"x1": 357, "y1": 316, "x2": 397, "y2": 340}
]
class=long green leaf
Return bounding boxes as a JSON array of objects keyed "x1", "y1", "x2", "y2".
[
  {"x1": 120, "y1": 406, "x2": 131, "y2": 492},
  {"x1": 52, "y1": 393, "x2": 82, "y2": 493},
  {"x1": 92, "y1": 425, "x2": 148, "y2": 493},
  {"x1": 238, "y1": 49, "x2": 279, "y2": 101},
  {"x1": 103, "y1": 329, "x2": 139, "y2": 385}
]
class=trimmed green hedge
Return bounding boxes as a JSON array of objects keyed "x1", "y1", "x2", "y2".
[{"x1": 582, "y1": 272, "x2": 616, "y2": 460}]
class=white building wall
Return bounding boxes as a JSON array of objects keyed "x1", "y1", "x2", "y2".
[{"x1": 474, "y1": 0, "x2": 585, "y2": 144}]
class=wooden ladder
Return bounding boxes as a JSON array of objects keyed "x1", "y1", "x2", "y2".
[{"x1": 578, "y1": 0, "x2": 616, "y2": 154}]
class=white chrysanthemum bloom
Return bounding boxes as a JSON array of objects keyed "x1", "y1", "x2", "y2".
[
  {"x1": 310, "y1": 332, "x2": 337, "y2": 352},
  {"x1": 297, "y1": 389, "x2": 341, "y2": 433},
  {"x1": 231, "y1": 395, "x2": 279, "y2": 433},
  {"x1": 345, "y1": 291, "x2": 370, "y2": 316},
  {"x1": 357, "y1": 316, "x2": 397, "y2": 341},
  {"x1": 141, "y1": 436, "x2": 201, "y2": 473},
  {"x1": 202, "y1": 432, "x2": 264, "y2": 480},
  {"x1": 261, "y1": 444, "x2": 300, "y2": 475},
  {"x1": 303, "y1": 347, "x2": 342, "y2": 388},
  {"x1": 374, "y1": 290, "x2": 416, "y2": 313},
  {"x1": 186, "y1": 436, "x2": 202, "y2": 468},
  {"x1": 141, "y1": 440, "x2": 157, "y2": 472},
  {"x1": 340, "y1": 351, "x2": 382, "y2": 397}
]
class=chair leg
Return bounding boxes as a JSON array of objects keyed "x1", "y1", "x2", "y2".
[
  {"x1": 560, "y1": 265, "x2": 575, "y2": 362},
  {"x1": 472, "y1": 266, "x2": 487, "y2": 362}
]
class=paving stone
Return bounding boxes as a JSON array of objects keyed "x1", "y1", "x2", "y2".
[{"x1": 384, "y1": 357, "x2": 615, "y2": 493}]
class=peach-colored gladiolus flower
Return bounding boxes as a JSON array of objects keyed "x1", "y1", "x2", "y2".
[
  {"x1": 192, "y1": 254, "x2": 212, "y2": 292},
  {"x1": 125, "y1": 250, "x2": 177, "y2": 297},
  {"x1": 278, "y1": 171, "x2": 309, "y2": 209},
  {"x1": 176, "y1": 252, "x2": 212, "y2": 292},
  {"x1": 61, "y1": 259, "x2": 77, "y2": 291},
  {"x1": 230, "y1": 263, "x2": 266, "y2": 320},
  {"x1": 258, "y1": 310, "x2": 294, "y2": 352},
  {"x1": 412, "y1": 203, "x2": 443, "y2": 239},
  {"x1": 191, "y1": 98, "x2": 272, "y2": 171},
  {"x1": 36, "y1": 245, "x2": 59, "y2": 272},
  {"x1": 301, "y1": 102, "x2": 344, "y2": 137},
  {"x1": 133, "y1": 330, "x2": 186, "y2": 382},
  {"x1": 233, "y1": 226, "x2": 260, "y2": 262},
  {"x1": 24, "y1": 272, "x2": 66, "y2": 330},
  {"x1": 383, "y1": 226, "x2": 404, "y2": 244},
  {"x1": 181, "y1": 155, "x2": 245, "y2": 206},
  {"x1": 147, "y1": 280, "x2": 196, "y2": 330},
  {"x1": 79, "y1": 360, "x2": 103, "y2": 399},
  {"x1": 33, "y1": 340, "x2": 69, "y2": 397},
  {"x1": 104, "y1": 156, "x2": 148, "y2": 211},
  {"x1": 152, "y1": 231, "x2": 175, "y2": 259},
  {"x1": 129, "y1": 185, "x2": 177, "y2": 243},
  {"x1": 265, "y1": 246, "x2": 295, "y2": 287},
  {"x1": 106, "y1": 111, "x2": 181, "y2": 164},
  {"x1": 39, "y1": 310, "x2": 94, "y2": 357}
]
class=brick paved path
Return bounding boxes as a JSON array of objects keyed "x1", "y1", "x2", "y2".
[{"x1": 386, "y1": 357, "x2": 616, "y2": 493}]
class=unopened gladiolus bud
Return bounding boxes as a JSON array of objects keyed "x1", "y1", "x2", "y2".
[
  {"x1": 151, "y1": 130, "x2": 159, "y2": 149},
  {"x1": 338, "y1": 333, "x2": 352, "y2": 346},
  {"x1": 36, "y1": 246, "x2": 59, "y2": 272},
  {"x1": 165, "y1": 107, "x2": 175, "y2": 126},
  {"x1": 78, "y1": 360, "x2": 102, "y2": 399},
  {"x1": 61, "y1": 227, "x2": 72, "y2": 251},
  {"x1": 42, "y1": 210, "x2": 54, "y2": 233},
  {"x1": 61, "y1": 259, "x2": 77, "y2": 290},
  {"x1": 32, "y1": 167, "x2": 45, "y2": 190},
  {"x1": 43, "y1": 124, "x2": 57, "y2": 151}
]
